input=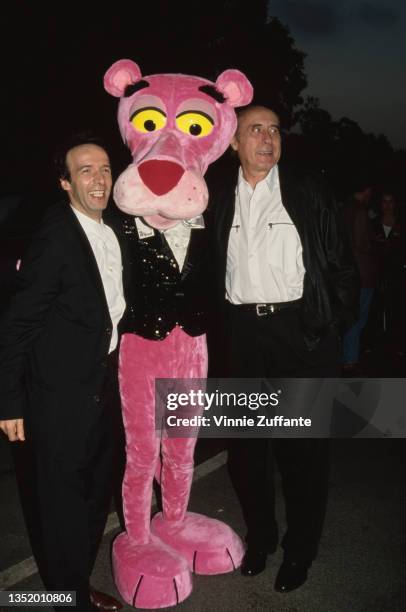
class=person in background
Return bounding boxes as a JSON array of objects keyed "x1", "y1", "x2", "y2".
[
  {"x1": 370, "y1": 190, "x2": 406, "y2": 356},
  {"x1": 342, "y1": 177, "x2": 378, "y2": 375}
]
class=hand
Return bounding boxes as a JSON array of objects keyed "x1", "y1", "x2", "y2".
[{"x1": 0, "y1": 419, "x2": 25, "y2": 442}]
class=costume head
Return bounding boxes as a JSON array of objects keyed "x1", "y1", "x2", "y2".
[{"x1": 104, "y1": 60, "x2": 253, "y2": 229}]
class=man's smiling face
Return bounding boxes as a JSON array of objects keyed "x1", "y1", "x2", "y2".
[
  {"x1": 61, "y1": 144, "x2": 112, "y2": 221},
  {"x1": 231, "y1": 106, "x2": 281, "y2": 186}
]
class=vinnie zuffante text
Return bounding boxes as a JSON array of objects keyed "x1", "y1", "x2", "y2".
[{"x1": 164, "y1": 390, "x2": 312, "y2": 429}]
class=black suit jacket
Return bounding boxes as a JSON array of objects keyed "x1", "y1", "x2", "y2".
[
  {"x1": 0, "y1": 202, "x2": 114, "y2": 454},
  {"x1": 208, "y1": 163, "x2": 360, "y2": 349}
]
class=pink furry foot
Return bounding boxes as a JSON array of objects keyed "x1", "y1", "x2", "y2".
[
  {"x1": 112, "y1": 532, "x2": 192, "y2": 609},
  {"x1": 150, "y1": 512, "x2": 245, "y2": 575}
]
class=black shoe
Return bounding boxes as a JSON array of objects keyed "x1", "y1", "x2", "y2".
[
  {"x1": 241, "y1": 548, "x2": 269, "y2": 576},
  {"x1": 274, "y1": 560, "x2": 309, "y2": 592}
]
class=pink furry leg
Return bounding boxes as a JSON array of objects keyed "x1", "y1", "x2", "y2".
[
  {"x1": 151, "y1": 328, "x2": 245, "y2": 575},
  {"x1": 112, "y1": 333, "x2": 192, "y2": 609},
  {"x1": 153, "y1": 435, "x2": 245, "y2": 575}
]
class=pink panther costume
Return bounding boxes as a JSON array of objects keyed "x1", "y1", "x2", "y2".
[{"x1": 104, "y1": 59, "x2": 252, "y2": 608}]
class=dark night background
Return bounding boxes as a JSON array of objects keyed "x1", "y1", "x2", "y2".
[{"x1": 1, "y1": 0, "x2": 405, "y2": 237}]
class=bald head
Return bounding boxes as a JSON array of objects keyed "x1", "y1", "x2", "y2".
[{"x1": 236, "y1": 105, "x2": 280, "y2": 133}]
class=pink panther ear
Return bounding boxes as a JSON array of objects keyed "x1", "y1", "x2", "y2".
[
  {"x1": 215, "y1": 69, "x2": 253, "y2": 107},
  {"x1": 104, "y1": 59, "x2": 143, "y2": 97}
]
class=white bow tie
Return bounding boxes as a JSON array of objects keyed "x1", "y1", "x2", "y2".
[{"x1": 182, "y1": 215, "x2": 205, "y2": 229}]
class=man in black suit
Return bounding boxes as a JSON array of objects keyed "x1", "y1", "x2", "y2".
[
  {"x1": 0, "y1": 134, "x2": 125, "y2": 611},
  {"x1": 208, "y1": 106, "x2": 359, "y2": 592}
]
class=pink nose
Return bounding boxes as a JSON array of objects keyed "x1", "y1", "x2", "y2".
[{"x1": 138, "y1": 160, "x2": 185, "y2": 196}]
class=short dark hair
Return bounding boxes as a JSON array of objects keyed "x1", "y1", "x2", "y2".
[{"x1": 54, "y1": 132, "x2": 109, "y2": 181}]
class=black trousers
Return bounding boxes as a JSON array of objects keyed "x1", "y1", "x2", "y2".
[
  {"x1": 224, "y1": 304, "x2": 339, "y2": 565},
  {"x1": 16, "y1": 350, "x2": 125, "y2": 611}
]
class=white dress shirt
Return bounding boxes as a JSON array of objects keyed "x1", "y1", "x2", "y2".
[
  {"x1": 135, "y1": 216, "x2": 205, "y2": 270},
  {"x1": 226, "y1": 165, "x2": 305, "y2": 304},
  {"x1": 382, "y1": 224, "x2": 392, "y2": 238},
  {"x1": 71, "y1": 207, "x2": 126, "y2": 352}
]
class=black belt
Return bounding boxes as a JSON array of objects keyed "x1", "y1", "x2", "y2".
[{"x1": 230, "y1": 299, "x2": 302, "y2": 317}]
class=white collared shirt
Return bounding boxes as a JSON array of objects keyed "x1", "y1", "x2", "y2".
[
  {"x1": 226, "y1": 165, "x2": 305, "y2": 304},
  {"x1": 71, "y1": 207, "x2": 126, "y2": 352},
  {"x1": 135, "y1": 216, "x2": 205, "y2": 270}
]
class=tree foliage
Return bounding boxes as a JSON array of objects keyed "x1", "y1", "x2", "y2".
[
  {"x1": 1, "y1": 0, "x2": 403, "y2": 204},
  {"x1": 289, "y1": 95, "x2": 402, "y2": 199}
]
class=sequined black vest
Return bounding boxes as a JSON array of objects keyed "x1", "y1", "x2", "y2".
[{"x1": 110, "y1": 213, "x2": 209, "y2": 340}]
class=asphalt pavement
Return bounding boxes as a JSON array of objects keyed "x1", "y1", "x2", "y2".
[{"x1": 1, "y1": 436, "x2": 406, "y2": 612}]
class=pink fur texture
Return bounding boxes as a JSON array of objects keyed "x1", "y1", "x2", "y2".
[
  {"x1": 112, "y1": 329, "x2": 206, "y2": 607},
  {"x1": 104, "y1": 60, "x2": 253, "y2": 228},
  {"x1": 151, "y1": 512, "x2": 245, "y2": 575},
  {"x1": 112, "y1": 532, "x2": 192, "y2": 609},
  {"x1": 112, "y1": 328, "x2": 245, "y2": 607},
  {"x1": 118, "y1": 329, "x2": 207, "y2": 543},
  {"x1": 105, "y1": 61, "x2": 253, "y2": 608}
]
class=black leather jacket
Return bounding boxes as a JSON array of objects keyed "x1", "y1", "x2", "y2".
[{"x1": 207, "y1": 163, "x2": 360, "y2": 350}]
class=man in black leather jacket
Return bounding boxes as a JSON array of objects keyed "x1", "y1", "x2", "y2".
[{"x1": 207, "y1": 105, "x2": 359, "y2": 592}]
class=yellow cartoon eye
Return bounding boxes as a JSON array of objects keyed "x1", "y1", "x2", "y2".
[
  {"x1": 176, "y1": 111, "x2": 214, "y2": 137},
  {"x1": 130, "y1": 107, "x2": 167, "y2": 133}
]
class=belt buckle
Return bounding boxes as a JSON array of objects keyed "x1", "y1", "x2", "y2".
[{"x1": 256, "y1": 304, "x2": 268, "y2": 316}]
